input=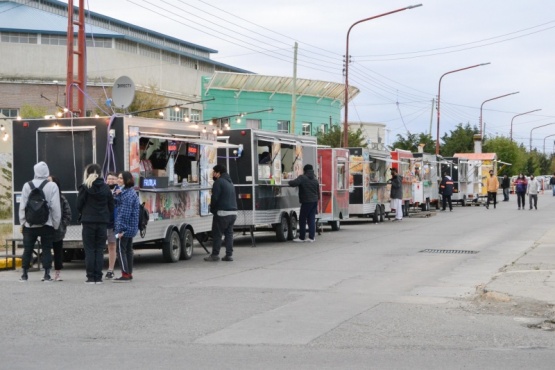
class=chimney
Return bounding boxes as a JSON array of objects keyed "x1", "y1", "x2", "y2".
[
  {"x1": 417, "y1": 143, "x2": 425, "y2": 153},
  {"x1": 473, "y1": 134, "x2": 482, "y2": 153}
]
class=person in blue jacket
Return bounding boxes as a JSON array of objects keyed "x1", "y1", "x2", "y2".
[{"x1": 439, "y1": 172, "x2": 454, "y2": 212}]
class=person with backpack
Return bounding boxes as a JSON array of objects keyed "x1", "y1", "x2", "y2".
[
  {"x1": 48, "y1": 175, "x2": 72, "y2": 281},
  {"x1": 77, "y1": 164, "x2": 114, "y2": 284},
  {"x1": 113, "y1": 171, "x2": 140, "y2": 282},
  {"x1": 18, "y1": 161, "x2": 61, "y2": 282}
]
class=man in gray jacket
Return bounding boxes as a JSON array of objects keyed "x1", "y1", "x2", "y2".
[
  {"x1": 18, "y1": 161, "x2": 61, "y2": 282},
  {"x1": 289, "y1": 164, "x2": 320, "y2": 242}
]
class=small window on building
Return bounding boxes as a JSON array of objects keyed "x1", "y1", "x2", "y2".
[
  {"x1": 169, "y1": 107, "x2": 185, "y2": 122},
  {"x1": 0, "y1": 108, "x2": 19, "y2": 118},
  {"x1": 301, "y1": 122, "x2": 312, "y2": 136},
  {"x1": 246, "y1": 119, "x2": 260, "y2": 129},
  {"x1": 190, "y1": 109, "x2": 201, "y2": 122},
  {"x1": 319, "y1": 123, "x2": 328, "y2": 134},
  {"x1": 277, "y1": 120, "x2": 290, "y2": 133}
]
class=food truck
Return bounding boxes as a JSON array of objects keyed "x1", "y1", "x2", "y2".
[
  {"x1": 11, "y1": 116, "x2": 236, "y2": 262},
  {"x1": 441, "y1": 157, "x2": 471, "y2": 206},
  {"x1": 348, "y1": 147, "x2": 391, "y2": 222},
  {"x1": 317, "y1": 147, "x2": 349, "y2": 230},
  {"x1": 453, "y1": 153, "x2": 497, "y2": 204},
  {"x1": 390, "y1": 149, "x2": 421, "y2": 216},
  {"x1": 216, "y1": 128, "x2": 317, "y2": 245},
  {"x1": 412, "y1": 152, "x2": 441, "y2": 210}
]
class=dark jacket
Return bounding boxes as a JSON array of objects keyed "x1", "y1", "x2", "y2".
[
  {"x1": 77, "y1": 178, "x2": 115, "y2": 224},
  {"x1": 288, "y1": 169, "x2": 320, "y2": 203},
  {"x1": 210, "y1": 173, "x2": 237, "y2": 214},
  {"x1": 501, "y1": 176, "x2": 511, "y2": 189},
  {"x1": 390, "y1": 174, "x2": 403, "y2": 200},
  {"x1": 439, "y1": 176, "x2": 454, "y2": 196},
  {"x1": 114, "y1": 186, "x2": 140, "y2": 238},
  {"x1": 54, "y1": 195, "x2": 72, "y2": 242}
]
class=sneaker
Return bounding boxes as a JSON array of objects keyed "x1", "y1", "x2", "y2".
[
  {"x1": 19, "y1": 273, "x2": 28, "y2": 282},
  {"x1": 306, "y1": 238, "x2": 315, "y2": 243},
  {"x1": 222, "y1": 256, "x2": 233, "y2": 262},
  {"x1": 113, "y1": 276, "x2": 131, "y2": 283},
  {"x1": 204, "y1": 255, "x2": 220, "y2": 262},
  {"x1": 42, "y1": 274, "x2": 53, "y2": 282},
  {"x1": 54, "y1": 271, "x2": 62, "y2": 282},
  {"x1": 293, "y1": 238, "x2": 305, "y2": 243},
  {"x1": 85, "y1": 278, "x2": 95, "y2": 284},
  {"x1": 105, "y1": 271, "x2": 114, "y2": 280},
  {"x1": 95, "y1": 280, "x2": 104, "y2": 285}
]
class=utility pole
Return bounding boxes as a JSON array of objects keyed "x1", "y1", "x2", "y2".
[
  {"x1": 66, "y1": 0, "x2": 87, "y2": 117},
  {"x1": 429, "y1": 98, "x2": 435, "y2": 137},
  {"x1": 291, "y1": 42, "x2": 298, "y2": 134}
]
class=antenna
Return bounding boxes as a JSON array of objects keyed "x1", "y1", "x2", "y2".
[{"x1": 112, "y1": 76, "x2": 136, "y2": 110}]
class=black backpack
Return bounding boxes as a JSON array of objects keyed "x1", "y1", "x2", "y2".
[
  {"x1": 138, "y1": 202, "x2": 149, "y2": 238},
  {"x1": 25, "y1": 180, "x2": 50, "y2": 226}
]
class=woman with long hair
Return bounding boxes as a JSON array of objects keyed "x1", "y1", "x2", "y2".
[{"x1": 514, "y1": 173, "x2": 528, "y2": 210}]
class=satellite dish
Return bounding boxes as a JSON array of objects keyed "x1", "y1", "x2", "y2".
[{"x1": 112, "y1": 76, "x2": 136, "y2": 109}]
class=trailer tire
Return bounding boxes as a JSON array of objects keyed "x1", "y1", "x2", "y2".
[
  {"x1": 62, "y1": 249, "x2": 75, "y2": 262},
  {"x1": 329, "y1": 220, "x2": 340, "y2": 231},
  {"x1": 162, "y1": 229, "x2": 181, "y2": 263},
  {"x1": 179, "y1": 227, "x2": 194, "y2": 260},
  {"x1": 274, "y1": 213, "x2": 289, "y2": 242},
  {"x1": 372, "y1": 206, "x2": 380, "y2": 223},
  {"x1": 287, "y1": 213, "x2": 298, "y2": 240},
  {"x1": 379, "y1": 204, "x2": 385, "y2": 222},
  {"x1": 461, "y1": 196, "x2": 466, "y2": 207}
]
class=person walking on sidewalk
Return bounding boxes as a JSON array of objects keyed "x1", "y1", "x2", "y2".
[
  {"x1": 550, "y1": 173, "x2": 555, "y2": 196},
  {"x1": 527, "y1": 174, "x2": 540, "y2": 210},
  {"x1": 113, "y1": 171, "x2": 140, "y2": 281},
  {"x1": 485, "y1": 170, "x2": 499, "y2": 209},
  {"x1": 514, "y1": 173, "x2": 528, "y2": 210},
  {"x1": 48, "y1": 175, "x2": 72, "y2": 282},
  {"x1": 18, "y1": 161, "x2": 61, "y2": 282},
  {"x1": 205, "y1": 164, "x2": 238, "y2": 261},
  {"x1": 389, "y1": 168, "x2": 403, "y2": 221},
  {"x1": 77, "y1": 164, "x2": 114, "y2": 284},
  {"x1": 439, "y1": 172, "x2": 454, "y2": 211},
  {"x1": 289, "y1": 164, "x2": 320, "y2": 242},
  {"x1": 501, "y1": 174, "x2": 511, "y2": 201}
]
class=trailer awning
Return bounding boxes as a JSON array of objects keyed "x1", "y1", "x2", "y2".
[{"x1": 139, "y1": 132, "x2": 239, "y2": 148}]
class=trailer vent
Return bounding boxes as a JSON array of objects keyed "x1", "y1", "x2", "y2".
[{"x1": 419, "y1": 249, "x2": 479, "y2": 254}]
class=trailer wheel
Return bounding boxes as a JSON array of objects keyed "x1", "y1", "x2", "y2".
[
  {"x1": 62, "y1": 249, "x2": 75, "y2": 263},
  {"x1": 274, "y1": 213, "x2": 289, "y2": 242},
  {"x1": 179, "y1": 228, "x2": 194, "y2": 260},
  {"x1": 162, "y1": 229, "x2": 181, "y2": 263},
  {"x1": 372, "y1": 206, "x2": 380, "y2": 223},
  {"x1": 461, "y1": 195, "x2": 466, "y2": 207},
  {"x1": 379, "y1": 205, "x2": 385, "y2": 222},
  {"x1": 287, "y1": 213, "x2": 298, "y2": 240},
  {"x1": 329, "y1": 220, "x2": 340, "y2": 231}
]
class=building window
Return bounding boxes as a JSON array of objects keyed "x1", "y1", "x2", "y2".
[
  {"x1": 319, "y1": 123, "x2": 328, "y2": 133},
  {"x1": 0, "y1": 108, "x2": 19, "y2": 118},
  {"x1": 190, "y1": 109, "x2": 201, "y2": 122},
  {"x1": 169, "y1": 107, "x2": 185, "y2": 122},
  {"x1": 246, "y1": 119, "x2": 260, "y2": 129},
  {"x1": 41, "y1": 34, "x2": 66, "y2": 46},
  {"x1": 86, "y1": 37, "x2": 112, "y2": 48},
  {"x1": 277, "y1": 120, "x2": 290, "y2": 133},
  {"x1": 1, "y1": 32, "x2": 38, "y2": 44},
  {"x1": 301, "y1": 122, "x2": 312, "y2": 136}
]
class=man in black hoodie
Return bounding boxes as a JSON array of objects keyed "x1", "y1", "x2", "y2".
[
  {"x1": 289, "y1": 164, "x2": 320, "y2": 242},
  {"x1": 205, "y1": 164, "x2": 237, "y2": 262},
  {"x1": 77, "y1": 164, "x2": 115, "y2": 284}
]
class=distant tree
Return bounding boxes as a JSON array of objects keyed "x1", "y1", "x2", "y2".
[
  {"x1": 0, "y1": 161, "x2": 12, "y2": 219},
  {"x1": 20, "y1": 104, "x2": 48, "y2": 119},
  {"x1": 483, "y1": 137, "x2": 524, "y2": 176},
  {"x1": 440, "y1": 123, "x2": 478, "y2": 156},
  {"x1": 125, "y1": 85, "x2": 168, "y2": 119},
  {"x1": 524, "y1": 156, "x2": 535, "y2": 176},
  {"x1": 316, "y1": 125, "x2": 367, "y2": 148},
  {"x1": 389, "y1": 132, "x2": 434, "y2": 153}
]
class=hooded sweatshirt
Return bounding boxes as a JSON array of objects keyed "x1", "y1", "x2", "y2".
[
  {"x1": 527, "y1": 177, "x2": 540, "y2": 195},
  {"x1": 210, "y1": 172, "x2": 237, "y2": 214},
  {"x1": 288, "y1": 169, "x2": 320, "y2": 203},
  {"x1": 76, "y1": 176, "x2": 115, "y2": 224},
  {"x1": 19, "y1": 161, "x2": 61, "y2": 229}
]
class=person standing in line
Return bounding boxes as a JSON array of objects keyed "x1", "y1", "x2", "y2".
[
  {"x1": 514, "y1": 173, "x2": 528, "y2": 210},
  {"x1": 113, "y1": 171, "x2": 140, "y2": 281},
  {"x1": 439, "y1": 172, "x2": 454, "y2": 212},
  {"x1": 104, "y1": 172, "x2": 119, "y2": 280},
  {"x1": 77, "y1": 164, "x2": 114, "y2": 284},
  {"x1": 527, "y1": 174, "x2": 540, "y2": 210},
  {"x1": 549, "y1": 173, "x2": 555, "y2": 196},
  {"x1": 48, "y1": 176, "x2": 72, "y2": 282},
  {"x1": 501, "y1": 174, "x2": 511, "y2": 201},
  {"x1": 18, "y1": 161, "x2": 61, "y2": 282},
  {"x1": 389, "y1": 168, "x2": 403, "y2": 221},
  {"x1": 485, "y1": 170, "x2": 499, "y2": 209},
  {"x1": 205, "y1": 165, "x2": 238, "y2": 261},
  {"x1": 289, "y1": 164, "x2": 320, "y2": 242}
]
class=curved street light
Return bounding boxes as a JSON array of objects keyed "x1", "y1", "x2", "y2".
[
  {"x1": 479, "y1": 91, "x2": 519, "y2": 138},
  {"x1": 510, "y1": 109, "x2": 542, "y2": 141},
  {"x1": 435, "y1": 63, "x2": 490, "y2": 155},
  {"x1": 543, "y1": 133, "x2": 555, "y2": 155},
  {"x1": 343, "y1": 4, "x2": 422, "y2": 148},
  {"x1": 530, "y1": 122, "x2": 555, "y2": 152}
]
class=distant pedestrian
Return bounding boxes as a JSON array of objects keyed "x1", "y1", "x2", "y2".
[
  {"x1": 289, "y1": 164, "x2": 320, "y2": 241},
  {"x1": 501, "y1": 174, "x2": 510, "y2": 201},
  {"x1": 18, "y1": 161, "x2": 61, "y2": 282},
  {"x1": 485, "y1": 170, "x2": 499, "y2": 209},
  {"x1": 514, "y1": 173, "x2": 527, "y2": 210},
  {"x1": 550, "y1": 173, "x2": 555, "y2": 196},
  {"x1": 205, "y1": 164, "x2": 238, "y2": 261},
  {"x1": 439, "y1": 172, "x2": 454, "y2": 211},
  {"x1": 527, "y1": 174, "x2": 540, "y2": 210},
  {"x1": 77, "y1": 164, "x2": 114, "y2": 284},
  {"x1": 389, "y1": 168, "x2": 403, "y2": 221},
  {"x1": 48, "y1": 176, "x2": 72, "y2": 281},
  {"x1": 113, "y1": 171, "x2": 140, "y2": 281}
]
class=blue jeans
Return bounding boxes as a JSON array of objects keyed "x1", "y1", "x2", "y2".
[
  {"x1": 211, "y1": 215, "x2": 237, "y2": 256},
  {"x1": 299, "y1": 202, "x2": 318, "y2": 240},
  {"x1": 82, "y1": 223, "x2": 107, "y2": 281},
  {"x1": 22, "y1": 226, "x2": 54, "y2": 271}
]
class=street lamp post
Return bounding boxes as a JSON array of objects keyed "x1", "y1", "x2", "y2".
[
  {"x1": 510, "y1": 109, "x2": 542, "y2": 141},
  {"x1": 479, "y1": 91, "x2": 519, "y2": 138},
  {"x1": 530, "y1": 122, "x2": 555, "y2": 152},
  {"x1": 343, "y1": 4, "x2": 422, "y2": 148},
  {"x1": 435, "y1": 63, "x2": 490, "y2": 155},
  {"x1": 543, "y1": 133, "x2": 555, "y2": 154}
]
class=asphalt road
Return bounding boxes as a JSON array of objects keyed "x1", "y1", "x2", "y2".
[{"x1": 2, "y1": 194, "x2": 555, "y2": 369}]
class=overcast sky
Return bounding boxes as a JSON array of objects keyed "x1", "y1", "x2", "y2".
[{"x1": 62, "y1": 0, "x2": 555, "y2": 150}]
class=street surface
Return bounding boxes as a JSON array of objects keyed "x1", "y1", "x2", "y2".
[{"x1": 2, "y1": 194, "x2": 555, "y2": 369}]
